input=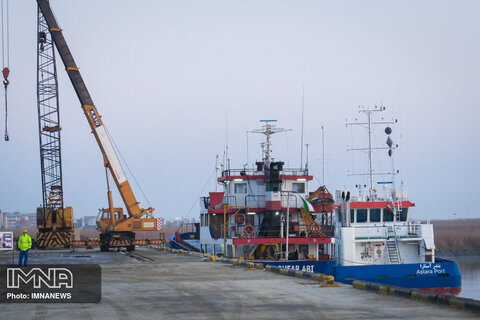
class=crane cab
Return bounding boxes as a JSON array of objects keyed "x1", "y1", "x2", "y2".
[{"x1": 97, "y1": 207, "x2": 126, "y2": 232}]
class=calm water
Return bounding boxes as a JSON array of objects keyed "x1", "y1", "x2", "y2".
[{"x1": 454, "y1": 255, "x2": 480, "y2": 300}]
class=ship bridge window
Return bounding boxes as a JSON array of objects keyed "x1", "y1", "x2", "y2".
[
  {"x1": 234, "y1": 183, "x2": 247, "y2": 194},
  {"x1": 383, "y1": 208, "x2": 394, "y2": 222},
  {"x1": 370, "y1": 209, "x2": 381, "y2": 222},
  {"x1": 399, "y1": 208, "x2": 408, "y2": 221},
  {"x1": 356, "y1": 209, "x2": 367, "y2": 223},
  {"x1": 292, "y1": 182, "x2": 305, "y2": 193}
]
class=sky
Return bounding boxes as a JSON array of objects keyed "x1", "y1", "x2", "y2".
[{"x1": 0, "y1": 0, "x2": 479, "y2": 221}]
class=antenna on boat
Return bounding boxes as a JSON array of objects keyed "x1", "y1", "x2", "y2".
[
  {"x1": 305, "y1": 143, "x2": 310, "y2": 173},
  {"x1": 251, "y1": 120, "x2": 291, "y2": 166},
  {"x1": 321, "y1": 126, "x2": 325, "y2": 185},
  {"x1": 346, "y1": 105, "x2": 398, "y2": 200},
  {"x1": 300, "y1": 85, "x2": 305, "y2": 170},
  {"x1": 215, "y1": 155, "x2": 220, "y2": 192}
]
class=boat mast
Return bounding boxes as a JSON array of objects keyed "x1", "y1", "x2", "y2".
[
  {"x1": 251, "y1": 120, "x2": 291, "y2": 167},
  {"x1": 346, "y1": 106, "x2": 398, "y2": 200}
]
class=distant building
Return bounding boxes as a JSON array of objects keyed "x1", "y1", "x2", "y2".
[
  {"x1": 164, "y1": 217, "x2": 198, "y2": 226},
  {"x1": 82, "y1": 216, "x2": 97, "y2": 229},
  {"x1": 0, "y1": 211, "x2": 36, "y2": 230}
]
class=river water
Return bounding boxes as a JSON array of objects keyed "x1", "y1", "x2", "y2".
[{"x1": 455, "y1": 255, "x2": 480, "y2": 300}]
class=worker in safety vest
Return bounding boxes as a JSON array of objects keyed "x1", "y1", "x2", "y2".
[{"x1": 18, "y1": 229, "x2": 32, "y2": 266}]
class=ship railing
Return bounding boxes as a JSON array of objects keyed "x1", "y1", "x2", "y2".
[
  {"x1": 395, "y1": 224, "x2": 421, "y2": 238},
  {"x1": 223, "y1": 196, "x2": 237, "y2": 206},
  {"x1": 245, "y1": 195, "x2": 266, "y2": 208},
  {"x1": 353, "y1": 224, "x2": 422, "y2": 240},
  {"x1": 226, "y1": 223, "x2": 332, "y2": 239},
  {"x1": 281, "y1": 194, "x2": 298, "y2": 208},
  {"x1": 209, "y1": 225, "x2": 224, "y2": 239},
  {"x1": 221, "y1": 168, "x2": 309, "y2": 177},
  {"x1": 353, "y1": 226, "x2": 388, "y2": 240}
]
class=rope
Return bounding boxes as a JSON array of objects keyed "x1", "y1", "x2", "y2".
[
  {"x1": 174, "y1": 168, "x2": 216, "y2": 234},
  {"x1": 1, "y1": 0, "x2": 9, "y2": 141},
  {"x1": 1, "y1": 0, "x2": 7, "y2": 68},
  {"x1": 104, "y1": 125, "x2": 152, "y2": 208},
  {"x1": 3, "y1": 84, "x2": 7, "y2": 141}
]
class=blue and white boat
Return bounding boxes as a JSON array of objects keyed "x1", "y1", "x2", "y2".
[{"x1": 199, "y1": 116, "x2": 461, "y2": 294}]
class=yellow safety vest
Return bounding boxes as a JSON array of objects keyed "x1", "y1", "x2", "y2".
[{"x1": 18, "y1": 234, "x2": 32, "y2": 251}]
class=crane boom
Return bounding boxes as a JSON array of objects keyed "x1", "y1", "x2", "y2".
[{"x1": 37, "y1": 0, "x2": 152, "y2": 219}]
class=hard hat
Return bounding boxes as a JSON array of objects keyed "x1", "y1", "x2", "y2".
[{"x1": 23, "y1": 229, "x2": 27, "y2": 233}]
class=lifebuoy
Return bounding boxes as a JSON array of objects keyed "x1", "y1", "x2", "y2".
[
  {"x1": 244, "y1": 224, "x2": 254, "y2": 236},
  {"x1": 310, "y1": 223, "x2": 320, "y2": 234}
]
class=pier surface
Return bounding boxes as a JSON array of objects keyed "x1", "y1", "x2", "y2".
[{"x1": 0, "y1": 248, "x2": 477, "y2": 319}]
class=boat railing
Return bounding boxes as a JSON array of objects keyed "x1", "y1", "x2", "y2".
[
  {"x1": 209, "y1": 225, "x2": 224, "y2": 239},
  {"x1": 221, "y1": 168, "x2": 309, "y2": 177},
  {"x1": 353, "y1": 226, "x2": 388, "y2": 240},
  {"x1": 353, "y1": 224, "x2": 422, "y2": 240},
  {"x1": 226, "y1": 223, "x2": 332, "y2": 239},
  {"x1": 223, "y1": 195, "x2": 237, "y2": 206},
  {"x1": 281, "y1": 194, "x2": 298, "y2": 208},
  {"x1": 395, "y1": 224, "x2": 421, "y2": 238},
  {"x1": 245, "y1": 195, "x2": 266, "y2": 208},
  {"x1": 209, "y1": 222, "x2": 333, "y2": 240}
]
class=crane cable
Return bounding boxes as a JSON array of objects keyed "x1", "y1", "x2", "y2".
[{"x1": 1, "y1": 0, "x2": 10, "y2": 141}]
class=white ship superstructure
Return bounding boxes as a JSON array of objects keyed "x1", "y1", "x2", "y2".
[{"x1": 200, "y1": 120, "x2": 334, "y2": 261}]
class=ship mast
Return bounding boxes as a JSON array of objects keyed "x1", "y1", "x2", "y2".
[
  {"x1": 251, "y1": 120, "x2": 291, "y2": 166},
  {"x1": 346, "y1": 106, "x2": 398, "y2": 200}
]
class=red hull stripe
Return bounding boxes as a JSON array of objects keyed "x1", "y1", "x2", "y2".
[
  {"x1": 233, "y1": 237, "x2": 332, "y2": 245},
  {"x1": 280, "y1": 175, "x2": 313, "y2": 181},
  {"x1": 344, "y1": 201, "x2": 415, "y2": 209},
  {"x1": 419, "y1": 286, "x2": 462, "y2": 295}
]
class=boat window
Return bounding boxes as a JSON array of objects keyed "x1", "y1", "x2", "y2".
[
  {"x1": 234, "y1": 183, "x2": 247, "y2": 194},
  {"x1": 383, "y1": 208, "x2": 394, "y2": 222},
  {"x1": 399, "y1": 208, "x2": 408, "y2": 221},
  {"x1": 356, "y1": 209, "x2": 367, "y2": 222},
  {"x1": 350, "y1": 209, "x2": 355, "y2": 223},
  {"x1": 370, "y1": 209, "x2": 381, "y2": 222},
  {"x1": 292, "y1": 182, "x2": 305, "y2": 193}
]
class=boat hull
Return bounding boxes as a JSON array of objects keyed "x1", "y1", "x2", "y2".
[{"x1": 259, "y1": 259, "x2": 461, "y2": 294}]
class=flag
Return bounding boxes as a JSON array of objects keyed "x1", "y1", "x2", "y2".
[
  {"x1": 301, "y1": 197, "x2": 315, "y2": 213},
  {"x1": 386, "y1": 202, "x2": 394, "y2": 212}
]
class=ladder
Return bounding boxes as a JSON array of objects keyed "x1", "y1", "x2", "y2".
[{"x1": 386, "y1": 226, "x2": 401, "y2": 263}]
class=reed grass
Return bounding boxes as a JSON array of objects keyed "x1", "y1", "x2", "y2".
[{"x1": 432, "y1": 219, "x2": 480, "y2": 250}]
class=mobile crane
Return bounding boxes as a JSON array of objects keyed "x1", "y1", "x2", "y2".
[{"x1": 37, "y1": 0, "x2": 162, "y2": 251}]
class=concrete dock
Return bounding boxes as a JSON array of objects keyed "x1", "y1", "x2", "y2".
[{"x1": 0, "y1": 248, "x2": 477, "y2": 319}]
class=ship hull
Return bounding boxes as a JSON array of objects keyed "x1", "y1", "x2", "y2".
[{"x1": 259, "y1": 259, "x2": 461, "y2": 294}]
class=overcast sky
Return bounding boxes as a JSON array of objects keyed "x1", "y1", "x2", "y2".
[{"x1": 0, "y1": 0, "x2": 479, "y2": 221}]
